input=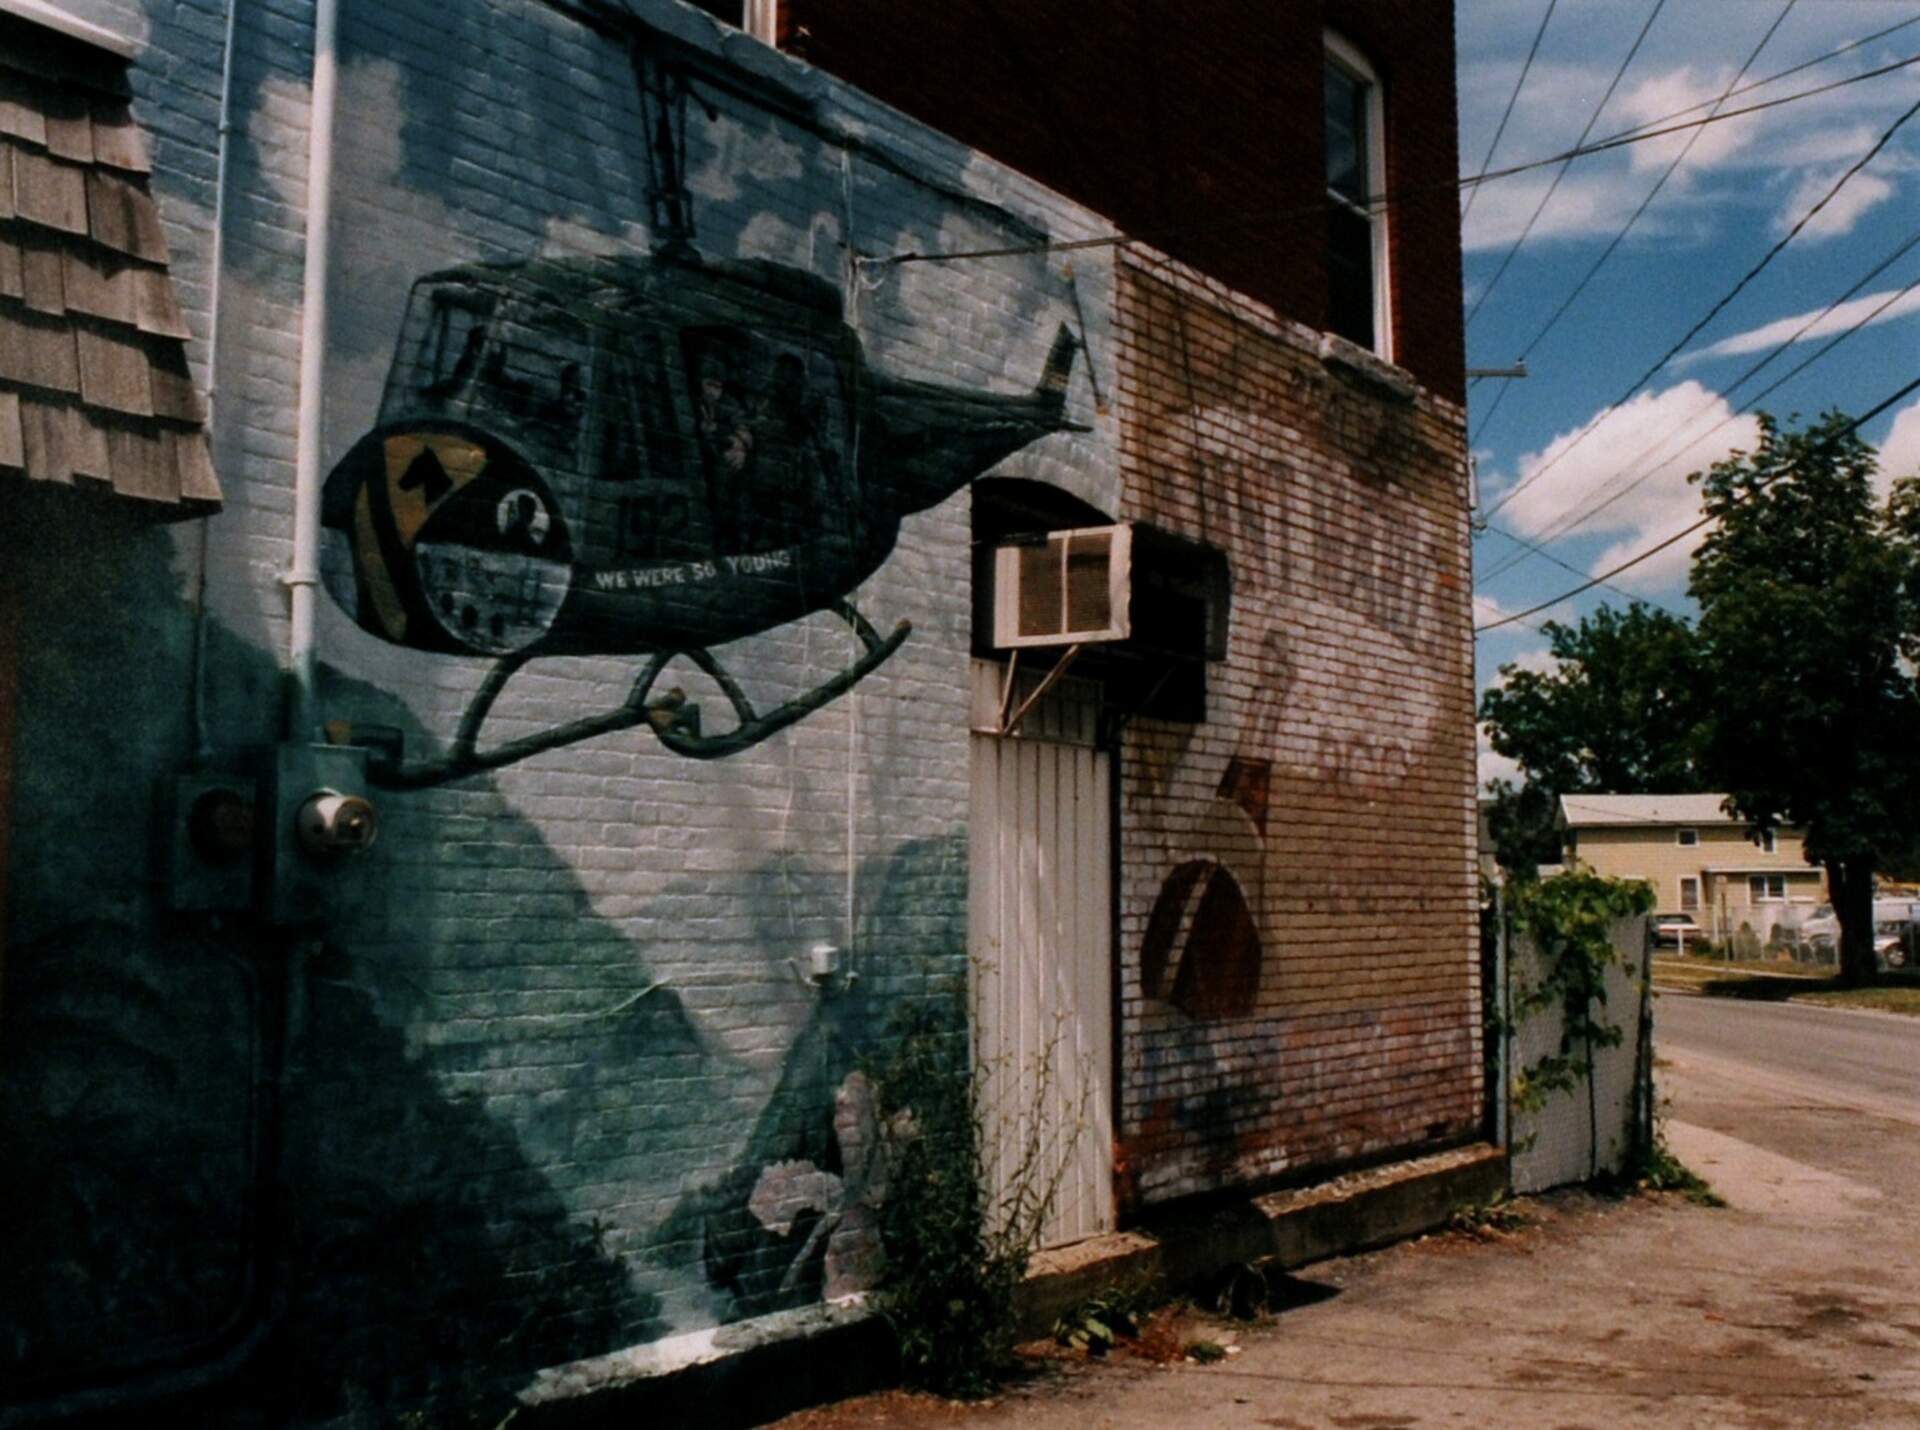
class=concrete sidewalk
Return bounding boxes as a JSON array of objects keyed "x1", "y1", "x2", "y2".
[{"x1": 773, "y1": 1079, "x2": 1920, "y2": 1427}]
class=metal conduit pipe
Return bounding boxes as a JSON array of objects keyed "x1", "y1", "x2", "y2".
[
  {"x1": 288, "y1": 0, "x2": 341, "y2": 740},
  {"x1": 184, "y1": 0, "x2": 243, "y2": 769}
]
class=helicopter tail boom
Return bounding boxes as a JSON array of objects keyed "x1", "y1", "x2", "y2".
[{"x1": 865, "y1": 321, "x2": 1087, "y2": 518}]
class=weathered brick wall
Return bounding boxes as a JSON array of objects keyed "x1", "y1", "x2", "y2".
[
  {"x1": 1110, "y1": 249, "x2": 1480, "y2": 1208},
  {"x1": 783, "y1": 0, "x2": 1466, "y2": 402}
]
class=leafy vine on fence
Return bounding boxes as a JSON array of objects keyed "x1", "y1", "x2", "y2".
[{"x1": 1507, "y1": 872, "x2": 1653, "y2": 1173}]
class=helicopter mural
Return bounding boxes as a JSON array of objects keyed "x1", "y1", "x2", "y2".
[{"x1": 321, "y1": 26, "x2": 1084, "y2": 788}]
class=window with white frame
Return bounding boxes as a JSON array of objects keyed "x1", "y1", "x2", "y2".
[
  {"x1": 687, "y1": 0, "x2": 777, "y2": 41},
  {"x1": 1324, "y1": 32, "x2": 1390, "y2": 358},
  {"x1": 1759, "y1": 829, "x2": 1776, "y2": 853},
  {"x1": 1680, "y1": 877, "x2": 1700, "y2": 912},
  {"x1": 1749, "y1": 874, "x2": 1787, "y2": 902},
  {"x1": 1676, "y1": 827, "x2": 1699, "y2": 847}
]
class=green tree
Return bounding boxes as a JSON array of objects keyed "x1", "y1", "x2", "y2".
[
  {"x1": 1690, "y1": 410, "x2": 1920, "y2": 985},
  {"x1": 1480, "y1": 777, "x2": 1562, "y2": 876},
  {"x1": 1479, "y1": 603, "x2": 1708, "y2": 873}
]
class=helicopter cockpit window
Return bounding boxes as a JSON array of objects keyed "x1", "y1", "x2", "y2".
[
  {"x1": 384, "y1": 281, "x2": 495, "y2": 422},
  {"x1": 682, "y1": 325, "x2": 852, "y2": 556},
  {"x1": 476, "y1": 304, "x2": 593, "y2": 451}
]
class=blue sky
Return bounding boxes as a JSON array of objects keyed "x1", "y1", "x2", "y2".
[{"x1": 1457, "y1": 0, "x2": 1920, "y2": 785}]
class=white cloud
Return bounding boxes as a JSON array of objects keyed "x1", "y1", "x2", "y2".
[
  {"x1": 1490, "y1": 384, "x2": 1759, "y2": 597},
  {"x1": 1774, "y1": 166, "x2": 1893, "y2": 240},
  {"x1": 1615, "y1": 68, "x2": 1763, "y2": 178},
  {"x1": 1497, "y1": 383, "x2": 1753, "y2": 537},
  {"x1": 1478, "y1": 722, "x2": 1521, "y2": 789},
  {"x1": 1761, "y1": 122, "x2": 1882, "y2": 170},
  {"x1": 1584, "y1": 521, "x2": 1702, "y2": 597},
  {"x1": 1472, "y1": 590, "x2": 1520, "y2": 630},
  {"x1": 1879, "y1": 397, "x2": 1920, "y2": 486},
  {"x1": 1505, "y1": 645, "x2": 1562, "y2": 678},
  {"x1": 1461, "y1": 169, "x2": 1634, "y2": 253},
  {"x1": 1678, "y1": 285, "x2": 1920, "y2": 365}
]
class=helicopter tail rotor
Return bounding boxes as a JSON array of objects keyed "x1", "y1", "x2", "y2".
[{"x1": 1036, "y1": 322, "x2": 1079, "y2": 415}]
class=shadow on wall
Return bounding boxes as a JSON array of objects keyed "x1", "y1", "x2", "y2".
[
  {"x1": 0, "y1": 487, "x2": 646, "y2": 1425},
  {"x1": 0, "y1": 486, "x2": 970, "y2": 1425}
]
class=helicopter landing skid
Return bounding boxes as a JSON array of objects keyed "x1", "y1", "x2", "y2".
[
  {"x1": 655, "y1": 601, "x2": 911, "y2": 761},
  {"x1": 367, "y1": 602, "x2": 911, "y2": 789}
]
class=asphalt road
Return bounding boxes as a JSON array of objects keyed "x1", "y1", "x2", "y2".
[{"x1": 1654, "y1": 989, "x2": 1920, "y2": 1136}]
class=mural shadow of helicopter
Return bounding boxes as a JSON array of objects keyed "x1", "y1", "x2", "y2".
[{"x1": 321, "y1": 37, "x2": 1085, "y2": 789}]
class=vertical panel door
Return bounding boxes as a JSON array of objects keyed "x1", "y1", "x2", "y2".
[{"x1": 968, "y1": 661, "x2": 1114, "y2": 1248}]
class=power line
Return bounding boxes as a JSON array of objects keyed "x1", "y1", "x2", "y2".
[
  {"x1": 1628, "y1": 93, "x2": 1920, "y2": 404},
  {"x1": 1479, "y1": 83, "x2": 1920, "y2": 520},
  {"x1": 1585, "y1": 9, "x2": 1920, "y2": 150},
  {"x1": 1461, "y1": 0, "x2": 1560, "y2": 227},
  {"x1": 1477, "y1": 234, "x2": 1920, "y2": 583},
  {"x1": 1477, "y1": 518, "x2": 1687, "y2": 617},
  {"x1": 1466, "y1": 0, "x2": 1666, "y2": 333},
  {"x1": 1474, "y1": 372, "x2": 1920, "y2": 635},
  {"x1": 860, "y1": 45, "x2": 1920, "y2": 271},
  {"x1": 1576, "y1": 271, "x2": 1920, "y2": 528},
  {"x1": 1467, "y1": 47, "x2": 1918, "y2": 190},
  {"x1": 1469, "y1": 0, "x2": 1798, "y2": 448}
]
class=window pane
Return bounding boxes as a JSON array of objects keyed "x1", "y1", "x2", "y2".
[
  {"x1": 1325, "y1": 65, "x2": 1367, "y2": 203},
  {"x1": 1327, "y1": 205, "x2": 1373, "y2": 348}
]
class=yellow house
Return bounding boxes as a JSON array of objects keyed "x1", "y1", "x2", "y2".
[{"x1": 1558, "y1": 794, "x2": 1827, "y2": 944}]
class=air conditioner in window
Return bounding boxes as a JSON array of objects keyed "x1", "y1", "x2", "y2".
[{"x1": 992, "y1": 524, "x2": 1133, "y2": 648}]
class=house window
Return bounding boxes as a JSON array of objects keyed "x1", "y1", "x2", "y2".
[
  {"x1": 1324, "y1": 32, "x2": 1390, "y2": 358},
  {"x1": 1749, "y1": 874, "x2": 1787, "y2": 903},
  {"x1": 1676, "y1": 828, "x2": 1699, "y2": 847},
  {"x1": 1680, "y1": 877, "x2": 1700, "y2": 912},
  {"x1": 1759, "y1": 829, "x2": 1777, "y2": 853},
  {"x1": 687, "y1": 0, "x2": 778, "y2": 42}
]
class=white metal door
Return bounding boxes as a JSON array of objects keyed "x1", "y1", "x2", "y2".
[{"x1": 968, "y1": 660, "x2": 1115, "y2": 1249}]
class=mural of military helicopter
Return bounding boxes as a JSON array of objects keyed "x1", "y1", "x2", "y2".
[{"x1": 321, "y1": 15, "x2": 1085, "y2": 787}]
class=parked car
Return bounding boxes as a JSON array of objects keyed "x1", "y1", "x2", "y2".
[
  {"x1": 1798, "y1": 899, "x2": 1915, "y2": 967},
  {"x1": 1651, "y1": 912, "x2": 1703, "y2": 949},
  {"x1": 1799, "y1": 903, "x2": 1839, "y2": 956}
]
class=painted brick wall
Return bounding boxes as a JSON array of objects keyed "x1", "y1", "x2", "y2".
[
  {"x1": 1, "y1": 0, "x2": 1118, "y2": 1419},
  {"x1": 1110, "y1": 249, "x2": 1480, "y2": 1208},
  {"x1": 782, "y1": 0, "x2": 1467, "y2": 402}
]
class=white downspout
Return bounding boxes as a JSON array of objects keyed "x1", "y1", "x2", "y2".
[{"x1": 288, "y1": 0, "x2": 340, "y2": 740}]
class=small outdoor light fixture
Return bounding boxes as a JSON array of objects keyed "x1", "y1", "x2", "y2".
[{"x1": 294, "y1": 789, "x2": 379, "y2": 857}]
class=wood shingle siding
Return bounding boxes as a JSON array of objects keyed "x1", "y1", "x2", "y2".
[{"x1": 0, "y1": 13, "x2": 216, "y2": 514}]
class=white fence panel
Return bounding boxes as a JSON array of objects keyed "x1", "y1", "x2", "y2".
[{"x1": 1508, "y1": 915, "x2": 1649, "y2": 1195}]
